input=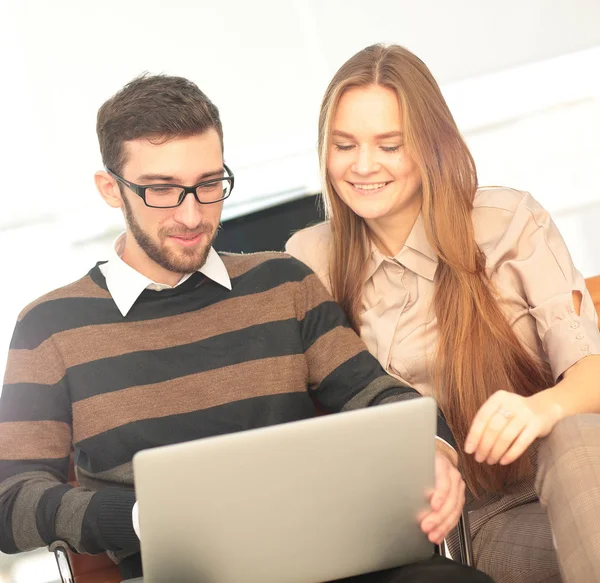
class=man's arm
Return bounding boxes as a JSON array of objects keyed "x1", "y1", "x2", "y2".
[
  {"x1": 0, "y1": 311, "x2": 137, "y2": 555},
  {"x1": 290, "y1": 258, "x2": 456, "y2": 448},
  {"x1": 290, "y1": 259, "x2": 465, "y2": 544}
]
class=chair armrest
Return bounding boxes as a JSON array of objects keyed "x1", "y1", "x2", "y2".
[
  {"x1": 456, "y1": 508, "x2": 474, "y2": 566},
  {"x1": 437, "y1": 509, "x2": 474, "y2": 566}
]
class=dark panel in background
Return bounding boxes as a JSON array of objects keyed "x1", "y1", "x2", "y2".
[{"x1": 214, "y1": 194, "x2": 325, "y2": 253}]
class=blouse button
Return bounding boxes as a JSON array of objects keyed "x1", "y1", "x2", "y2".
[
  {"x1": 576, "y1": 333, "x2": 584, "y2": 340},
  {"x1": 581, "y1": 345, "x2": 589, "y2": 352},
  {"x1": 570, "y1": 321, "x2": 580, "y2": 329}
]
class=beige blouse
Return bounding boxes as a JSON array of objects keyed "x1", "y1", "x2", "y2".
[{"x1": 286, "y1": 187, "x2": 600, "y2": 398}]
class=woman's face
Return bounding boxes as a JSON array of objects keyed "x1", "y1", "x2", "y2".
[{"x1": 327, "y1": 84, "x2": 422, "y2": 226}]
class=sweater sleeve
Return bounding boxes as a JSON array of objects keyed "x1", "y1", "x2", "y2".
[
  {"x1": 290, "y1": 257, "x2": 456, "y2": 447},
  {"x1": 0, "y1": 310, "x2": 138, "y2": 555}
]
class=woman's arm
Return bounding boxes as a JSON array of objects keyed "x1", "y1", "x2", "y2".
[
  {"x1": 464, "y1": 193, "x2": 600, "y2": 467},
  {"x1": 464, "y1": 354, "x2": 600, "y2": 466},
  {"x1": 541, "y1": 353, "x2": 600, "y2": 417}
]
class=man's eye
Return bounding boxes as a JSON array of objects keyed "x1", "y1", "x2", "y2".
[
  {"x1": 198, "y1": 182, "x2": 221, "y2": 191},
  {"x1": 147, "y1": 186, "x2": 179, "y2": 195}
]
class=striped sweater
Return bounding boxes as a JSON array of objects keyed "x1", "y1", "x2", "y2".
[{"x1": 0, "y1": 252, "x2": 453, "y2": 562}]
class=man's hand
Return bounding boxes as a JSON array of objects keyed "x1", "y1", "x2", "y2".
[{"x1": 419, "y1": 443, "x2": 465, "y2": 545}]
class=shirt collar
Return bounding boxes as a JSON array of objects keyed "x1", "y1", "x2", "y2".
[
  {"x1": 366, "y1": 213, "x2": 439, "y2": 282},
  {"x1": 98, "y1": 232, "x2": 232, "y2": 317}
]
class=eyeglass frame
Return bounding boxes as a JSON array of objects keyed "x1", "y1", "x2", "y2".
[{"x1": 105, "y1": 163, "x2": 235, "y2": 208}]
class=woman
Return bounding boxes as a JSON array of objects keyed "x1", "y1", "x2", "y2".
[{"x1": 286, "y1": 44, "x2": 600, "y2": 583}]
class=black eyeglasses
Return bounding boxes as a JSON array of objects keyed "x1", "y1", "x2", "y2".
[{"x1": 106, "y1": 164, "x2": 234, "y2": 208}]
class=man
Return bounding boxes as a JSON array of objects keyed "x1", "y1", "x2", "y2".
[{"x1": 0, "y1": 75, "x2": 491, "y2": 582}]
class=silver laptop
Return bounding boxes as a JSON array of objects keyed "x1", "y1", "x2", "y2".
[{"x1": 132, "y1": 397, "x2": 437, "y2": 583}]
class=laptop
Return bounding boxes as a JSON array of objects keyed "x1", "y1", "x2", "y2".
[{"x1": 132, "y1": 397, "x2": 437, "y2": 583}]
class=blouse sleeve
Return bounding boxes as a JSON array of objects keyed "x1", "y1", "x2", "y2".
[
  {"x1": 285, "y1": 222, "x2": 333, "y2": 293},
  {"x1": 482, "y1": 190, "x2": 600, "y2": 381}
]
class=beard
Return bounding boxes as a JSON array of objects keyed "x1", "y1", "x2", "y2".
[{"x1": 122, "y1": 195, "x2": 217, "y2": 274}]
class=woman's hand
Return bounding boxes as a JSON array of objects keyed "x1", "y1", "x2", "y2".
[
  {"x1": 419, "y1": 444, "x2": 465, "y2": 545},
  {"x1": 464, "y1": 389, "x2": 563, "y2": 466}
]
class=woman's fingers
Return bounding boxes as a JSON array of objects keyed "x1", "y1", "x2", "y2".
[
  {"x1": 464, "y1": 391, "x2": 507, "y2": 454},
  {"x1": 499, "y1": 424, "x2": 539, "y2": 465},
  {"x1": 485, "y1": 416, "x2": 527, "y2": 464},
  {"x1": 472, "y1": 410, "x2": 516, "y2": 463}
]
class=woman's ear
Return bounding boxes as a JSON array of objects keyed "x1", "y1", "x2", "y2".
[{"x1": 95, "y1": 170, "x2": 123, "y2": 209}]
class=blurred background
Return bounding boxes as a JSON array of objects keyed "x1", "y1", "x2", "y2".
[{"x1": 1, "y1": 0, "x2": 599, "y2": 580}]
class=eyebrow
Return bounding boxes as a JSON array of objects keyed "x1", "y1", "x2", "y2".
[
  {"x1": 137, "y1": 169, "x2": 225, "y2": 183},
  {"x1": 331, "y1": 130, "x2": 403, "y2": 140}
]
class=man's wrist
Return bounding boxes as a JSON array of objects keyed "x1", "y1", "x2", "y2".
[
  {"x1": 83, "y1": 487, "x2": 138, "y2": 552},
  {"x1": 435, "y1": 437, "x2": 459, "y2": 467},
  {"x1": 132, "y1": 501, "x2": 140, "y2": 538}
]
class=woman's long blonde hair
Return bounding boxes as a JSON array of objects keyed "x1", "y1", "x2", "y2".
[{"x1": 319, "y1": 44, "x2": 553, "y2": 496}]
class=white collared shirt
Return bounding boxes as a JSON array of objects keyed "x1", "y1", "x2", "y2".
[{"x1": 98, "y1": 233, "x2": 231, "y2": 317}]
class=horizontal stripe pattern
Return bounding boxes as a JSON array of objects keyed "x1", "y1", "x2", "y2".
[
  {"x1": 13, "y1": 254, "x2": 313, "y2": 352},
  {"x1": 43, "y1": 279, "x2": 324, "y2": 371},
  {"x1": 17, "y1": 272, "x2": 112, "y2": 321},
  {"x1": 76, "y1": 461, "x2": 133, "y2": 490},
  {"x1": 305, "y1": 327, "x2": 364, "y2": 386},
  {"x1": 222, "y1": 251, "x2": 285, "y2": 279},
  {"x1": 0, "y1": 459, "x2": 69, "y2": 484},
  {"x1": 72, "y1": 355, "x2": 307, "y2": 442},
  {"x1": 12, "y1": 297, "x2": 124, "y2": 350},
  {"x1": 0, "y1": 380, "x2": 71, "y2": 424},
  {"x1": 4, "y1": 337, "x2": 66, "y2": 385},
  {"x1": 0, "y1": 251, "x2": 421, "y2": 557},
  {"x1": 66, "y1": 318, "x2": 304, "y2": 401},
  {"x1": 75, "y1": 393, "x2": 316, "y2": 474},
  {"x1": 0, "y1": 421, "x2": 71, "y2": 460}
]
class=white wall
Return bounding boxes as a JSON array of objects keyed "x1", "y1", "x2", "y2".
[{"x1": 1, "y1": 0, "x2": 600, "y2": 228}]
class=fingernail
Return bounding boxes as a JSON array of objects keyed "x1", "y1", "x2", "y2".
[
  {"x1": 464, "y1": 441, "x2": 473, "y2": 453},
  {"x1": 475, "y1": 453, "x2": 484, "y2": 463},
  {"x1": 423, "y1": 521, "x2": 433, "y2": 530}
]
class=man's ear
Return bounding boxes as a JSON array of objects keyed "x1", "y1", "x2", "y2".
[{"x1": 95, "y1": 170, "x2": 123, "y2": 209}]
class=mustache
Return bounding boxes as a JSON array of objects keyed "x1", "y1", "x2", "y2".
[{"x1": 160, "y1": 224, "x2": 213, "y2": 238}]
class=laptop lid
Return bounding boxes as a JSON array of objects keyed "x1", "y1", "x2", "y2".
[{"x1": 133, "y1": 397, "x2": 437, "y2": 583}]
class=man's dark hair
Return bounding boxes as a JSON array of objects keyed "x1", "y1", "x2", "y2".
[{"x1": 97, "y1": 74, "x2": 223, "y2": 174}]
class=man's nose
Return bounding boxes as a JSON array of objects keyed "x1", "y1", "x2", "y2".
[{"x1": 172, "y1": 192, "x2": 205, "y2": 229}]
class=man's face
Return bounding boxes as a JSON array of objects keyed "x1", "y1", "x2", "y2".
[{"x1": 118, "y1": 130, "x2": 225, "y2": 276}]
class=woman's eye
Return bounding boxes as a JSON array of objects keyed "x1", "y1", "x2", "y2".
[
  {"x1": 381, "y1": 145, "x2": 401, "y2": 153},
  {"x1": 333, "y1": 144, "x2": 355, "y2": 151}
]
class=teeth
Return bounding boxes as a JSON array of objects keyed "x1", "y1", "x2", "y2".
[{"x1": 353, "y1": 182, "x2": 387, "y2": 190}]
